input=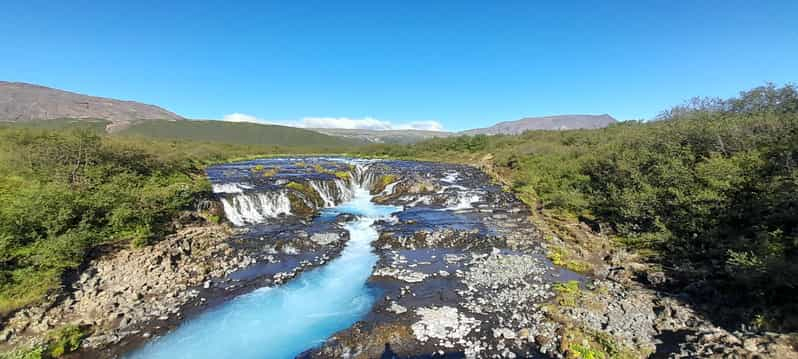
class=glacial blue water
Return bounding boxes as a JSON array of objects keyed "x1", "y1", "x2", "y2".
[{"x1": 128, "y1": 188, "x2": 400, "y2": 359}]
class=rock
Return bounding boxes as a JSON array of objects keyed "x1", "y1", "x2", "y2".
[
  {"x1": 387, "y1": 302, "x2": 408, "y2": 314},
  {"x1": 411, "y1": 306, "x2": 481, "y2": 343},
  {"x1": 310, "y1": 232, "x2": 340, "y2": 246}
]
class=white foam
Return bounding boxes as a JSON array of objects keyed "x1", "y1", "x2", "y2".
[{"x1": 212, "y1": 183, "x2": 253, "y2": 194}]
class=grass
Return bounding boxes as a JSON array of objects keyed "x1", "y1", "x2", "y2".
[
  {"x1": 116, "y1": 119, "x2": 364, "y2": 147},
  {"x1": 286, "y1": 181, "x2": 323, "y2": 215},
  {"x1": 547, "y1": 246, "x2": 591, "y2": 273},
  {"x1": 372, "y1": 174, "x2": 398, "y2": 193},
  {"x1": 552, "y1": 280, "x2": 581, "y2": 307},
  {"x1": 0, "y1": 325, "x2": 86, "y2": 359},
  {"x1": 560, "y1": 326, "x2": 641, "y2": 359}
]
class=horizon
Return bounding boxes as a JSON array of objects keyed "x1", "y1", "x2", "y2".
[{"x1": 1, "y1": 1, "x2": 796, "y2": 131}]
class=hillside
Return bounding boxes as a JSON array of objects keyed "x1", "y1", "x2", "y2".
[
  {"x1": 462, "y1": 114, "x2": 616, "y2": 135},
  {"x1": 117, "y1": 119, "x2": 363, "y2": 147},
  {"x1": 361, "y1": 84, "x2": 798, "y2": 334},
  {"x1": 309, "y1": 128, "x2": 453, "y2": 144},
  {"x1": 0, "y1": 81, "x2": 183, "y2": 131}
]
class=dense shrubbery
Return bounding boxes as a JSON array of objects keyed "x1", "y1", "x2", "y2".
[
  {"x1": 0, "y1": 127, "x2": 291, "y2": 314},
  {"x1": 362, "y1": 84, "x2": 798, "y2": 329}
]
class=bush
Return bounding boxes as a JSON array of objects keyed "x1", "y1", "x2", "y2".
[{"x1": 359, "y1": 84, "x2": 798, "y2": 330}]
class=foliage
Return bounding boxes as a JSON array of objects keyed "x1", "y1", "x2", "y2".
[
  {"x1": 0, "y1": 325, "x2": 86, "y2": 359},
  {"x1": 359, "y1": 84, "x2": 798, "y2": 330},
  {"x1": 116, "y1": 119, "x2": 363, "y2": 148},
  {"x1": 553, "y1": 280, "x2": 581, "y2": 307},
  {"x1": 46, "y1": 325, "x2": 85, "y2": 357},
  {"x1": 372, "y1": 174, "x2": 398, "y2": 194},
  {"x1": 547, "y1": 246, "x2": 591, "y2": 273},
  {"x1": 285, "y1": 181, "x2": 323, "y2": 215},
  {"x1": 0, "y1": 125, "x2": 320, "y2": 313}
]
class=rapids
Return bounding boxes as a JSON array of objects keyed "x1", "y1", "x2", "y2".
[{"x1": 128, "y1": 186, "x2": 400, "y2": 359}]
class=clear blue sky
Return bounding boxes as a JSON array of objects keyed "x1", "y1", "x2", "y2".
[{"x1": 1, "y1": 1, "x2": 796, "y2": 131}]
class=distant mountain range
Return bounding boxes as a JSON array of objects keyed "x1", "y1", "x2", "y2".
[
  {"x1": 460, "y1": 114, "x2": 617, "y2": 135},
  {"x1": 0, "y1": 81, "x2": 617, "y2": 145},
  {"x1": 0, "y1": 81, "x2": 183, "y2": 132},
  {"x1": 310, "y1": 128, "x2": 453, "y2": 144}
]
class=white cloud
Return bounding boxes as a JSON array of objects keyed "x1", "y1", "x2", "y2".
[
  {"x1": 221, "y1": 113, "x2": 263, "y2": 123},
  {"x1": 219, "y1": 113, "x2": 445, "y2": 131},
  {"x1": 301, "y1": 117, "x2": 392, "y2": 130}
]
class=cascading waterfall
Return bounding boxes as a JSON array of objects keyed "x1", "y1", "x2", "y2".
[
  {"x1": 218, "y1": 191, "x2": 292, "y2": 226},
  {"x1": 212, "y1": 160, "x2": 380, "y2": 226},
  {"x1": 309, "y1": 178, "x2": 355, "y2": 208},
  {"x1": 129, "y1": 170, "x2": 402, "y2": 359}
]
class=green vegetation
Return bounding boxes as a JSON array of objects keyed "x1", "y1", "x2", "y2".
[
  {"x1": 334, "y1": 171, "x2": 350, "y2": 180},
  {"x1": 0, "y1": 118, "x2": 109, "y2": 133},
  {"x1": 552, "y1": 280, "x2": 581, "y2": 307},
  {"x1": 0, "y1": 123, "x2": 333, "y2": 314},
  {"x1": 561, "y1": 327, "x2": 639, "y2": 359},
  {"x1": 547, "y1": 246, "x2": 591, "y2": 273},
  {"x1": 285, "y1": 181, "x2": 323, "y2": 216},
  {"x1": 0, "y1": 325, "x2": 86, "y2": 359},
  {"x1": 46, "y1": 325, "x2": 85, "y2": 357},
  {"x1": 359, "y1": 84, "x2": 798, "y2": 330},
  {"x1": 116, "y1": 119, "x2": 362, "y2": 148},
  {"x1": 372, "y1": 174, "x2": 398, "y2": 194}
]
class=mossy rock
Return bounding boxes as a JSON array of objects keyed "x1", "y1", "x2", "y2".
[
  {"x1": 371, "y1": 174, "x2": 398, "y2": 194},
  {"x1": 287, "y1": 192, "x2": 315, "y2": 217},
  {"x1": 286, "y1": 181, "x2": 323, "y2": 208}
]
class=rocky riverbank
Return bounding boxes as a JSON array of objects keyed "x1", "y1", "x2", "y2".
[{"x1": 2, "y1": 157, "x2": 795, "y2": 358}]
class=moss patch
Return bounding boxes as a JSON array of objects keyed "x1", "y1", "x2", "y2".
[
  {"x1": 560, "y1": 326, "x2": 640, "y2": 359},
  {"x1": 371, "y1": 174, "x2": 398, "y2": 194},
  {"x1": 548, "y1": 246, "x2": 591, "y2": 273},
  {"x1": 553, "y1": 280, "x2": 581, "y2": 307}
]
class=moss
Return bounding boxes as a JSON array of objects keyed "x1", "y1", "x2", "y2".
[
  {"x1": 206, "y1": 214, "x2": 221, "y2": 224},
  {"x1": 262, "y1": 168, "x2": 278, "y2": 177},
  {"x1": 47, "y1": 325, "x2": 85, "y2": 357},
  {"x1": 0, "y1": 345, "x2": 46, "y2": 359},
  {"x1": 251, "y1": 164, "x2": 265, "y2": 172},
  {"x1": 560, "y1": 326, "x2": 641, "y2": 359},
  {"x1": 287, "y1": 192, "x2": 314, "y2": 217},
  {"x1": 372, "y1": 174, "x2": 398, "y2": 194},
  {"x1": 285, "y1": 181, "x2": 323, "y2": 216},
  {"x1": 570, "y1": 342, "x2": 605, "y2": 359},
  {"x1": 548, "y1": 246, "x2": 591, "y2": 273},
  {"x1": 553, "y1": 280, "x2": 581, "y2": 307},
  {"x1": 334, "y1": 171, "x2": 350, "y2": 180}
]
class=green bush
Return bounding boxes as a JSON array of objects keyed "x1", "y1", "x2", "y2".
[
  {"x1": 0, "y1": 126, "x2": 296, "y2": 313},
  {"x1": 358, "y1": 84, "x2": 798, "y2": 330}
]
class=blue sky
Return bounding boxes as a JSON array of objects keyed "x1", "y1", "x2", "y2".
[{"x1": 1, "y1": 1, "x2": 796, "y2": 131}]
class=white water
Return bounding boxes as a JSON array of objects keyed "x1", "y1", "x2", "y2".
[
  {"x1": 212, "y1": 182, "x2": 253, "y2": 194},
  {"x1": 219, "y1": 191, "x2": 292, "y2": 226},
  {"x1": 128, "y1": 187, "x2": 401, "y2": 359},
  {"x1": 446, "y1": 192, "x2": 482, "y2": 210},
  {"x1": 309, "y1": 179, "x2": 354, "y2": 208}
]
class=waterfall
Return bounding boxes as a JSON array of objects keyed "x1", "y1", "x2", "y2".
[
  {"x1": 445, "y1": 191, "x2": 481, "y2": 210},
  {"x1": 218, "y1": 191, "x2": 292, "y2": 226},
  {"x1": 350, "y1": 163, "x2": 378, "y2": 190},
  {"x1": 212, "y1": 183, "x2": 253, "y2": 194},
  {"x1": 308, "y1": 179, "x2": 355, "y2": 208},
  {"x1": 381, "y1": 180, "x2": 401, "y2": 195},
  {"x1": 212, "y1": 159, "x2": 384, "y2": 226}
]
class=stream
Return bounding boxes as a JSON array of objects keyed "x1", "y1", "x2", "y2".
[{"x1": 129, "y1": 185, "x2": 401, "y2": 358}]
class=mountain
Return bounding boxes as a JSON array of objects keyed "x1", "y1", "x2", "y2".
[
  {"x1": 0, "y1": 81, "x2": 183, "y2": 131},
  {"x1": 0, "y1": 82, "x2": 359, "y2": 147},
  {"x1": 461, "y1": 114, "x2": 616, "y2": 135},
  {"x1": 309, "y1": 128, "x2": 453, "y2": 144}
]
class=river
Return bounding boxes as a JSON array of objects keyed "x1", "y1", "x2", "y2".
[{"x1": 128, "y1": 186, "x2": 401, "y2": 358}]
